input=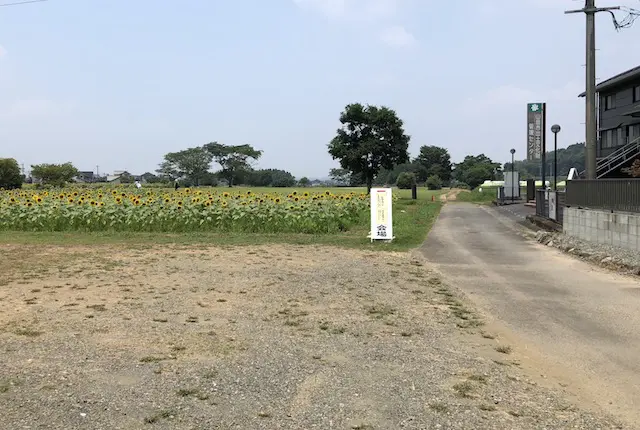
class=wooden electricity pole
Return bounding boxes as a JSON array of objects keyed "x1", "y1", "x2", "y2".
[{"x1": 565, "y1": 0, "x2": 620, "y2": 180}]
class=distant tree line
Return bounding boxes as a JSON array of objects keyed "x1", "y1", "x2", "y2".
[
  {"x1": 324, "y1": 103, "x2": 505, "y2": 191},
  {"x1": 5, "y1": 105, "x2": 594, "y2": 191},
  {"x1": 503, "y1": 142, "x2": 586, "y2": 180}
]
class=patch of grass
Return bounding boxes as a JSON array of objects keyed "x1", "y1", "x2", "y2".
[
  {"x1": 86, "y1": 304, "x2": 107, "y2": 312},
  {"x1": 455, "y1": 188, "x2": 499, "y2": 204},
  {"x1": 468, "y1": 374, "x2": 488, "y2": 384},
  {"x1": 495, "y1": 345, "x2": 513, "y2": 354},
  {"x1": 0, "y1": 382, "x2": 10, "y2": 393},
  {"x1": 14, "y1": 328, "x2": 43, "y2": 337},
  {"x1": 143, "y1": 409, "x2": 175, "y2": 424},
  {"x1": 452, "y1": 381, "x2": 475, "y2": 398},
  {"x1": 284, "y1": 319, "x2": 301, "y2": 327},
  {"x1": 366, "y1": 304, "x2": 396, "y2": 319},
  {"x1": 429, "y1": 402, "x2": 449, "y2": 413},
  {"x1": 479, "y1": 404, "x2": 497, "y2": 412},
  {"x1": 176, "y1": 388, "x2": 199, "y2": 397},
  {"x1": 140, "y1": 355, "x2": 173, "y2": 363},
  {"x1": 152, "y1": 317, "x2": 168, "y2": 323},
  {"x1": 481, "y1": 332, "x2": 496, "y2": 339}
]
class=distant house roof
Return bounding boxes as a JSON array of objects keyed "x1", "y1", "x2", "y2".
[{"x1": 578, "y1": 65, "x2": 640, "y2": 97}]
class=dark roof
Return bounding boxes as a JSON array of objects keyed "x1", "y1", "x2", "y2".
[{"x1": 578, "y1": 65, "x2": 640, "y2": 97}]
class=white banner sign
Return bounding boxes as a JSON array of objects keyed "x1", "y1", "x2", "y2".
[{"x1": 370, "y1": 188, "x2": 393, "y2": 241}]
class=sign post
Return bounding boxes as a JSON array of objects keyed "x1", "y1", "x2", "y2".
[
  {"x1": 527, "y1": 102, "x2": 547, "y2": 188},
  {"x1": 369, "y1": 188, "x2": 394, "y2": 242},
  {"x1": 548, "y1": 191, "x2": 557, "y2": 221}
]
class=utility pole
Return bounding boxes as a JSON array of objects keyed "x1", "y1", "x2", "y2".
[{"x1": 565, "y1": 1, "x2": 620, "y2": 180}]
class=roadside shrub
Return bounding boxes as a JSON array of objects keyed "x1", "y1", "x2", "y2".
[
  {"x1": 426, "y1": 174, "x2": 443, "y2": 190},
  {"x1": 396, "y1": 172, "x2": 416, "y2": 189}
]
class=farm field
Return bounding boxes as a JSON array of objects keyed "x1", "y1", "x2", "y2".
[
  {"x1": 0, "y1": 243, "x2": 620, "y2": 429},
  {"x1": 0, "y1": 186, "x2": 444, "y2": 251}
]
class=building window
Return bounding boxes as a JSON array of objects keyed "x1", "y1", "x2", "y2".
[
  {"x1": 629, "y1": 124, "x2": 640, "y2": 143},
  {"x1": 601, "y1": 128, "x2": 626, "y2": 148},
  {"x1": 604, "y1": 94, "x2": 616, "y2": 110},
  {"x1": 634, "y1": 86, "x2": 640, "y2": 103}
]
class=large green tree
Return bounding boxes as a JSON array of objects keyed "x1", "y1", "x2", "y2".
[
  {"x1": 159, "y1": 147, "x2": 213, "y2": 186},
  {"x1": 453, "y1": 154, "x2": 501, "y2": 189},
  {"x1": 31, "y1": 162, "x2": 78, "y2": 186},
  {"x1": 328, "y1": 103, "x2": 410, "y2": 193},
  {"x1": 415, "y1": 145, "x2": 452, "y2": 183},
  {"x1": 0, "y1": 158, "x2": 23, "y2": 189},
  {"x1": 204, "y1": 142, "x2": 262, "y2": 187}
]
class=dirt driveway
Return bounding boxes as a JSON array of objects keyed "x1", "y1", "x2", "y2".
[{"x1": 0, "y1": 243, "x2": 621, "y2": 429}]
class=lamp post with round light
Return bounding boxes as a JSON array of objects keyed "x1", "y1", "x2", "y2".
[
  {"x1": 551, "y1": 124, "x2": 561, "y2": 191},
  {"x1": 510, "y1": 148, "x2": 516, "y2": 203}
]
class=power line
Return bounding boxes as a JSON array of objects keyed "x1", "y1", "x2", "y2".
[{"x1": 0, "y1": 0, "x2": 47, "y2": 7}]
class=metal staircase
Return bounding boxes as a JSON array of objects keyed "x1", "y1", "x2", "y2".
[{"x1": 580, "y1": 135, "x2": 640, "y2": 178}]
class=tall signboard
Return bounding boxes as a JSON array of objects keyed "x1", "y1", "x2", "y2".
[
  {"x1": 370, "y1": 188, "x2": 393, "y2": 242},
  {"x1": 527, "y1": 103, "x2": 546, "y2": 161}
]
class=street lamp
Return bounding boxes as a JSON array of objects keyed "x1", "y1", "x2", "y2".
[
  {"x1": 510, "y1": 148, "x2": 516, "y2": 203},
  {"x1": 551, "y1": 124, "x2": 561, "y2": 191}
]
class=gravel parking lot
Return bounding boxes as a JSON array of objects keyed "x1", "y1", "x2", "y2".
[{"x1": 0, "y1": 244, "x2": 623, "y2": 429}]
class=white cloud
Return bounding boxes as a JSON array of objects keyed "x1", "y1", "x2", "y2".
[
  {"x1": 293, "y1": 0, "x2": 398, "y2": 21},
  {"x1": 379, "y1": 25, "x2": 415, "y2": 48}
]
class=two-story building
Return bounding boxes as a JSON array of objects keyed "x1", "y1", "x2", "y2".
[{"x1": 579, "y1": 65, "x2": 640, "y2": 178}]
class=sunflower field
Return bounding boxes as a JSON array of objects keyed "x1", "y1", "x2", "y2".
[{"x1": 0, "y1": 188, "x2": 369, "y2": 234}]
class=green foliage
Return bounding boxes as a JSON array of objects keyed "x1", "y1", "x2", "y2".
[
  {"x1": 30, "y1": 163, "x2": 78, "y2": 187},
  {"x1": 505, "y1": 142, "x2": 586, "y2": 179},
  {"x1": 0, "y1": 188, "x2": 368, "y2": 234},
  {"x1": 455, "y1": 189, "x2": 495, "y2": 204},
  {"x1": 298, "y1": 177, "x2": 310, "y2": 187},
  {"x1": 328, "y1": 103, "x2": 410, "y2": 192},
  {"x1": 159, "y1": 147, "x2": 213, "y2": 186},
  {"x1": 0, "y1": 158, "x2": 22, "y2": 190},
  {"x1": 244, "y1": 169, "x2": 296, "y2": 187},
  {"x1": 453, "y1": 155, "x2": 501, "y2": 189},
  {"x1": 328, "y1": 168, "x2": 351, "y2": 186},
  {"x1": 425, "y1": 174, "x2": 443, "y2": 190},
  {"x1": 396, "y1": 172, "x2": 416, "y2": 189},
  {"x1": 118, "y1": 171, "x2": 134, "y2": 184},
  {"x1": 376, "y1": 162, "x2": 427, "y2": 185},
  {"x1": 204, "y1": 142, "x2": 263, "y2": 187},
  {"x1": 416, "y1": 146, "x2": 452, "y2": 183}
]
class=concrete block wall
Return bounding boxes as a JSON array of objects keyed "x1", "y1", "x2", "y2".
[{"x1": 563, "y1": 207, "x2": 640, "y2": 251}]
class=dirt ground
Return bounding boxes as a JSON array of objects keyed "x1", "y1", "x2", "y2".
[
  {"x1": 439, "y1": 189, "x2": 468, "y2": 202},
  {"x1": 0, "y1": 244, "x2": 622, "y2": 429}
]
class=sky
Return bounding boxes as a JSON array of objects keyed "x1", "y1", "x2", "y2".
[{"x1": 1, "y1": 0, "x2": 639, "y2": 179}]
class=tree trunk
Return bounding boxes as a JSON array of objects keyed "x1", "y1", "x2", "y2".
[{"x1": 366, "y1": 174, "x2": 373, "y2": 194}]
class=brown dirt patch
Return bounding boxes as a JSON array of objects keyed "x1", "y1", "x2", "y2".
[{"x1": 0, "y1": 244, "x2": 621, "y2": 429}]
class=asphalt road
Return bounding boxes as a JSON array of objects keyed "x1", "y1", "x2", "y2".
[{"x1": 421, "y1": 203, "x2": 640, "y2": 426}]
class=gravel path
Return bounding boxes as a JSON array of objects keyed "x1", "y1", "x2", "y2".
[
  {"x1": 0, "y1": 244, "x2": 623, "y2": 429},
  {"x1": 535, "y1": 230, "x2": 640, "y2": 276}
]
